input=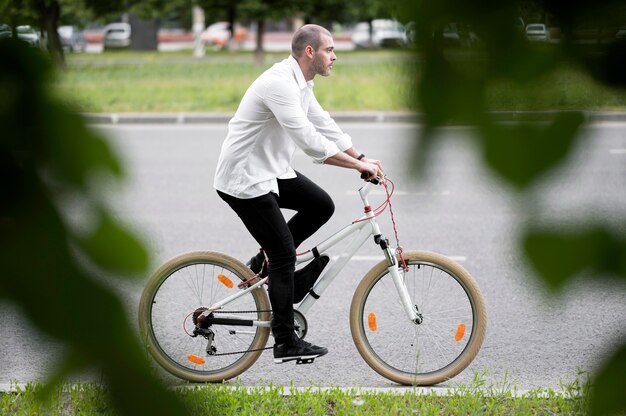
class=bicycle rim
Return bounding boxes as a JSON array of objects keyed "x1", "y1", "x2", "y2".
[
  {"x1": 138, "y1": 251, "x2": 271, "y2": 382},
  {"x1": 350, "y1": 251, "x2": 487, "y2": 385}
]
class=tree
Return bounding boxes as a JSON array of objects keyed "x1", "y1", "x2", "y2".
[
  {"x1": 196, "y1": 0, "x2": 241, "y2": 51},
  {"x1": 343, "y1": 0, "x2": 403, "y2": 47},
  {"x1": 401, "y1": 0, "x2": 626, "y2": 414},
  {"x1": 0, "y1": 0, "x2": 171, "y2": 66}
]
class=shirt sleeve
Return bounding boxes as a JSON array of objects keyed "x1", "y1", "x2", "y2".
[
  {"x1": 264, "y1": 80, "x2": 340, "y2": 164},
  {"x1": 307, "y1": 93, "x2": 353, "y2": 152}
]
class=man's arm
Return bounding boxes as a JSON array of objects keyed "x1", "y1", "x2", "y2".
[
  {"x1": 341, "y1": 147, "x2": 386, "y2": 178},
  {"x1": 323, "y1": 151, "x2": 384, "y2": 181}
]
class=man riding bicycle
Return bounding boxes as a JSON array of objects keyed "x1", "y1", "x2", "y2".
[{"x1": 214, "y1": 24, "x2": 384, "y2": 364}]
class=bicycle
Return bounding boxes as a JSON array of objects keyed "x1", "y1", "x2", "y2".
[{"x1": 138, "y1": 177, "x2": 487, "y2": 385}]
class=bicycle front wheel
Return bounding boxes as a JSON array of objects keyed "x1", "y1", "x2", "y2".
[
  {"x1": 138, "y1": 251, "x2": 271, "y2": 382},
  {"x1": 350, "y1": 251, "x2": 487, "y2": 385}
]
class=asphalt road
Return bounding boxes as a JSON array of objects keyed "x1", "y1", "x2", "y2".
[{"x1": 1, "y1": 121, "x2": 625, "y2": 391}]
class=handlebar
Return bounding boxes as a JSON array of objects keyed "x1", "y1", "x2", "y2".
[{"x1": 360, "y1": 172, "x2": 381, "y2": 185}]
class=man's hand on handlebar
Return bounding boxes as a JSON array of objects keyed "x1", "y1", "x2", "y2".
[
  {"x1": 361, "y1": 157, "x2": 384, "y2": 176},
  {"x1": 358, "y1": 159, "x2": 385, "y2": 183}
]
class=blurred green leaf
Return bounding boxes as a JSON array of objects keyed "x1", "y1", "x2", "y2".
[
  {"x1": 1, "y1": 37, "x2": 185, "y2": 414},
  {"x1": 590, "y1": 344, "x2": 626, "y2": 416},
  {"x1": 479, "y1": 112, "x2": 584, "y2": 189},
  {"x1": 418, "y1": 54, "x2": 486, "y2": 126},
  {"x1": 524, "y1": 226, "x2": 626, "y2": 290},
  {"x1": 404, "y1": 1, "x2": 626, "y2": 414},
  {"x1": 581, "y1": 39, "x2": 626, "y2": 89},
  {"x1": 43, "y1": 105, "x2": 123, "y2": 188},
  {"x1": 76, "y1": 209, "x2": 149, "y2": 274}
]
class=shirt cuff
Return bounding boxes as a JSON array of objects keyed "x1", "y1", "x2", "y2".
[
  {"x1": 313, "y1": 141, "x2": 341, "y2": 164},
  {"x1": 335, "y1": 133, "x2": 353, "y2": 152}
]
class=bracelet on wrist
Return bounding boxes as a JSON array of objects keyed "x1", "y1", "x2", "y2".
[{"x1": 357, "y1": 154, "x2": 366, "y2": 160}]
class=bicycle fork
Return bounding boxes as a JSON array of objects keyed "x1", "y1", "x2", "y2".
[
  {"x1": 360, "y1": 185, "x2": 422, "y2": 325},
  {"x1": 376, "y1": 236, "x2": 422, "y2": 325}
]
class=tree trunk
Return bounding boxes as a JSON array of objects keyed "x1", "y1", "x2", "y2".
[
  {"x1": 33, "y1": 0, "x2": 65, "y2": 67},
  {"x1": 255, "y1": 19, "x2": 265, "y2": 64},
  {"x1": 226, "y1": 4, "x2": 236, "y2": 51}
]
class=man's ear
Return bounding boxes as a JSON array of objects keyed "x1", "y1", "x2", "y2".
[{"x1": 305, "y1": 45, "x2": 314, "y2": 58}]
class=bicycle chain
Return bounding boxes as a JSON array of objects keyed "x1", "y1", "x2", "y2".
[
  {"x1": 210, "y1": 310, "x2": 272, "y2": 314},
  {"x1": 196, "y1": 309, "x2": 273, "y2": 357}
]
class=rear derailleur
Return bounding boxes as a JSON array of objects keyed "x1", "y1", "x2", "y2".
[{"x1": 191, "y1": 307, "x2": 216, "y2": 355}]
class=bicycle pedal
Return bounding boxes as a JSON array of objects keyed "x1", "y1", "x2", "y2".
[{"x1": 296, "y1": 357, "x2": 315, "y2": 365}]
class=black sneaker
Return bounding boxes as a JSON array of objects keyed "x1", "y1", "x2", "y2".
[{"x1": 273, "y1": 338, "x2": 328, "y2": 364}]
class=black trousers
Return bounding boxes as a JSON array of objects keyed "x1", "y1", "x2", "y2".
[{"x1": 217, "y1": 171, "x2": 334, "y2": 344}]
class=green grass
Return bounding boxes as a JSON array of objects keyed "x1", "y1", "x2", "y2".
[
  {"x1": 54, "y1": 50, "x2": 414, "y2": 113},
  {"x1": 1, "y1": 372, "x2": 592, "y2": 415},
  {"x1": 485, "y1": 64, "x2": 626, "y2": 111},
  {"x1": 52, "y1": 49, "x2": 626, "y2": 113}
]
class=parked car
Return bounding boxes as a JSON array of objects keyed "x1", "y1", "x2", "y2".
[
  {"x1": 0, "y1": 24, "x2": 41, "y2": 47},
  {"x1": 201, "y1": 22, "x2": 247, "y2": 49},
  {"x1": 103, "y1": 22, "x2": 131, "y2": 50},
  {"x1": 58, "y1": 25, "x2": 86, "y2": 52},
  {"x1": 351, "y1": 20, "x2": 407, "y2": 48},
  {"x1": 16, "y1": 25, "x2": 40, "y2": 47},
  {"x1": 525, "y1": 23, "x2": 549, "y2": 41},
  {"x1": 441, "y1": 23, "x2": 479, "y2": 47},
  {"x1": 0, "y1": 23, "x2": 11, "y2": 39}
]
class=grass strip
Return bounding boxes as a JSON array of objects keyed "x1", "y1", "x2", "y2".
[
  {"x1": 52, "y1": 50, "x2": 626, "y2": 114},
  {"x1": 1, "y1": 372, "x2": 591, "y2": 415}
]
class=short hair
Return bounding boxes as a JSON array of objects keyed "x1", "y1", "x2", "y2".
[{"x1": 291, "y1": 24, "x2": 332, "y2": 59}]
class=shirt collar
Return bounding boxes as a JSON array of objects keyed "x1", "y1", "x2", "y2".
[{"x1": 288, "y1": 55, "x2": 313, "y2": 90}]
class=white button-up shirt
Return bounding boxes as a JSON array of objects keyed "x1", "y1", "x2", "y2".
[{"x1": 214, "y1": 55, "x2": 353, "y2": 199}]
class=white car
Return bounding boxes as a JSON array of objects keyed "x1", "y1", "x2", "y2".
[
  {"x1": 351, "y1": 20, "x2": 407, "y2": 48},
  {"x1": 58, "y1": 25, "x2": 86, "y2": 52},
  {"x1": 16, "y1": 25, "x2": 40, "y2": 47},
  {"x1": 525, "y1": 23, "x2": 549, "y2": 41},
  {"x1": 201, "y1": 22, "x2": 247, "y2": 49},
  {"x1": 103, "y1": 22, "x2": 131, "y2": 49}
]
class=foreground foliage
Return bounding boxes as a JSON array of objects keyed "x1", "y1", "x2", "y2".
[
  {"x1": 0, "y1": 38, "x2": 184, "y2": 414},
  {"x1": 404, "y1": 1, "x2": 626, "y2": 415}
]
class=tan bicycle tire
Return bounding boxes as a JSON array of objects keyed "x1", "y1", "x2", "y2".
[
  {"x1": 138, "y1": 251, "x2": 271, "y2": 382},
  {"x1": 350, "y1": 251, "x2": 487, "y2": 386}
]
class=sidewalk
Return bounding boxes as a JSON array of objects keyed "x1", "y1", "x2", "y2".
[{"x1": 83, "y1": 111, "x2": 626, "y2": 125}]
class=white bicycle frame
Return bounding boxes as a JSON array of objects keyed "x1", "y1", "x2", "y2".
[{"x1": 203, "y1": 181, "x2": 420, "y2": 327}]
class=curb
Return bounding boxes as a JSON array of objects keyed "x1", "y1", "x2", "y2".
[
  {"x1": 82, "y1": 112, "x2": 419, "y2": 125},
  {"x1": 84, "y1": 111, "x2": 626, "y2": 125}
]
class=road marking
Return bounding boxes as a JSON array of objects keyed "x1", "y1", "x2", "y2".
[
  {"x1": 609, "y1": 148, "x2": 626, "y2": 154},
  {"x1": 346, "y1": 190, "x2": 451, "y2": 196},
  {"x1": 350, "y1": 255, "x2": 467, "y2": 262}
]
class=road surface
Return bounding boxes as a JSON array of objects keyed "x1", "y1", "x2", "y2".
[{"x1": 1, "y1": 121, "x2": 625, "y2": 391}]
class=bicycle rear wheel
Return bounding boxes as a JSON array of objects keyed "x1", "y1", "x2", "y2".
[
  {"x1": 350, "y1": 251, "x2": 487, "y2": 385},
  {"x1": 138, "y1": 251, "x2": 271, "y2": 382}
]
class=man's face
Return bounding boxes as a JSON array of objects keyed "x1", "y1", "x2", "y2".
[{"x1": 312, "y1": 34, "x2": 336, "y2": 77}]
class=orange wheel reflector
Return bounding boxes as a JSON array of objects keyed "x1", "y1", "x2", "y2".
[
  {"x1": 455, "y1": 323, "x2": 466, "y2": 342},
  {"x1": 217, "y1": 274, "x2": 234, "y2": 288},
  {"x1": 187, "y1": 354, "x2": 206, "y2": 365},
  {"x1": 368, "y1": 313, "x2": 377, "y2": 332}
]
